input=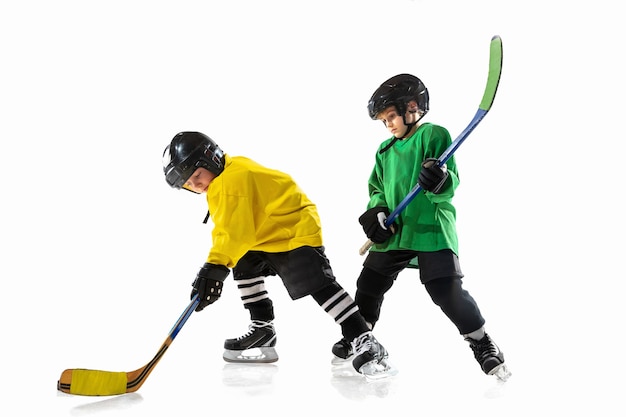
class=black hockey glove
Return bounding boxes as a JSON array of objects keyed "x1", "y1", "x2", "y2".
[
  {"x1": 191, "y1": 263, "x2": 230, "y2": 312},
  {"x1": 418, "y1": 158, "x2": 449, "y2": 194},
  {"x1": 359, "y1": 207, "x2": 397, "y2": 244}
]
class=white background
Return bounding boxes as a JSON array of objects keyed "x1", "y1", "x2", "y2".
[{"x1": 1, "y1": 1, "x2": 624, "y2": 416}]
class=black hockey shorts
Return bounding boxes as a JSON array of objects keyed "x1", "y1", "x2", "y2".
[
  {"x1": 233, "y1": 246, "x2": 337, "y2": 300},
  {"x1": 364, "y1": 249, "x2": 464, "y2": 284}
]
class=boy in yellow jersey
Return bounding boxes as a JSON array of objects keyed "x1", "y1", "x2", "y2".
[{"x1": 162, "y1": 131, "x2": 394, "y2": 379}]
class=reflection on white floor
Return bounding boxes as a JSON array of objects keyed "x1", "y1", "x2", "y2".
[
  {"x1": 221, "y1": 363, "x2": 279, "y2": 396},
  {"x1": 221, "y1": 360, "x2": 403, "y2": 401},
  {"x1": 329, "y1": 360, "x2": 400, "y2": 400},
  {"x1": 64, "y1": 393, "x2": 144, "y2": 416}
]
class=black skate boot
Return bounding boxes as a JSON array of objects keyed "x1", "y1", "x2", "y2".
[
  {"x1": 223, "y1": 320, "x2": 279, "y2": 363},
  {"x1": 331, "y1": 338, "x2": 353, "y2": 364},
  {"x1": 465, "y1": 333, "x2": 511, "y2": 381},
  {"x1": 351, "y1": 332, "x2": 397, "y2": 380}
]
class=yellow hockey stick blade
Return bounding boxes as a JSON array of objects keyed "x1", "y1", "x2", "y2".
[{"x1": 57, "y1": 295, "x2": 199, "y2": 396}]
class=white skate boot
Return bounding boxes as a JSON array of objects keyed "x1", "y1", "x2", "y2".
[
  {"x1": 223, "y1": 320, "x2": 279, "y2": 363},
  {"x1": 351, "y1": 332, "x2": 398, "y2": 381}
]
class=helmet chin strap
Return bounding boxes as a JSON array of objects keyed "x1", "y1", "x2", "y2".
[{"x1": 399, "y1": 114, "x2": 418, "y2": 139}]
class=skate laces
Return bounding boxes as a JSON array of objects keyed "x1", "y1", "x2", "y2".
[
  {"x1": 237, "y1": 320, "x2": 273, "y2": 341},
  {"x1": 468, "y1": 335, "x2": 498, "y2": 361},
  {"x1": 351, "y1": 332, "x2": 374, "y2": 356}
]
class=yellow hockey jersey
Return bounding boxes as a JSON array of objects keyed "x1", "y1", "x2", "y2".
[{"x1": 206, "y1": 155, "x2": 323, "y2": 268}]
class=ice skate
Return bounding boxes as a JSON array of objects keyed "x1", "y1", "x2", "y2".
[
  {"x1": 331, "y1": 337, "x2": 353, "y2": 365},
  {"x1": 465, "y1": 333, "x2": 511, "y2": 382},
  {"x1": 223, "y1": 320, "x2": 279, "y2": 363},
  {"x1": 351, "y1": 332, "x2": 398, "y2": 381}
]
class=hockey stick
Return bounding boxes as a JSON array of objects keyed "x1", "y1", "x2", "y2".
[
  {"x1": 57, "y1": 294, "x2": 200, "y2": 396},
  {"x1": 359, "y1": 35, "x2": 503, "y2": 256}
]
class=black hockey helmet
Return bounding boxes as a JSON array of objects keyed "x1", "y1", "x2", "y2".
[
  {"x1": 162, "y1": 131, "x2": 225, "y2": 190},
  {"x1": 367, "y1": 74, "x2": 429, "y2": 120}
]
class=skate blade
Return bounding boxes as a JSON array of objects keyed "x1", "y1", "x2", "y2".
[
  {"x1": 223, "y1": 347, "x2": 279, "y2": 363},
  {"x1": 489, "y1": 363, "x2": 512, "y2": 382},
  {"x1": 359, "y1": 359, "x2": 399, "y2": 381}
]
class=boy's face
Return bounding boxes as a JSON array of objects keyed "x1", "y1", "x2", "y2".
[
  {"x1": 376, "y1": 101, "x2": 420, "y2": 137},
  {"x1": 184, "y1": 167, "x2": 216, "y2": 194},
  {"x1": 376, "y1": 106, "x2": 404, "y2": 136}
]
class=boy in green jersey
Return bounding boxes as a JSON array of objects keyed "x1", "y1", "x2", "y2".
[{"x1": 332, "y1": 74, "x2": 510, "y2": 380}]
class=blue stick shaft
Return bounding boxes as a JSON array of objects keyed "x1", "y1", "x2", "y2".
[{"x1": 385, "y1": 108, "x2": 487, "y2": 226}]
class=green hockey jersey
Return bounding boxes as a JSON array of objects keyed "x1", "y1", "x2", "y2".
[{"x1": 366, "y1": 123, "x2": 460, "y2": 257}]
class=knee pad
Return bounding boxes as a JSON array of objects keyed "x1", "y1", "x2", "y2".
[
  {"x1": 424, "y1": 276, "x2": 463, "y2": 308},
  {"x1": 356, "y1": 267, "x2": 395, "y2": 296},
  {"x1": 355, "y1": 268, "x2": 394, "y2": 326}
]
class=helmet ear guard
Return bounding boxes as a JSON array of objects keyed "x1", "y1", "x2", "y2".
[{"x1": 204, "y1": 146, "x2": 224, "y2": 174}]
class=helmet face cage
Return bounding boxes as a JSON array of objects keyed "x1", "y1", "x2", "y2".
[
  {"x1": 367, "y1": 74, "x2": 429, "y2": 120},
  {"x1": 162, "y1": 132, "x2": 225, "y2": 190}
]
